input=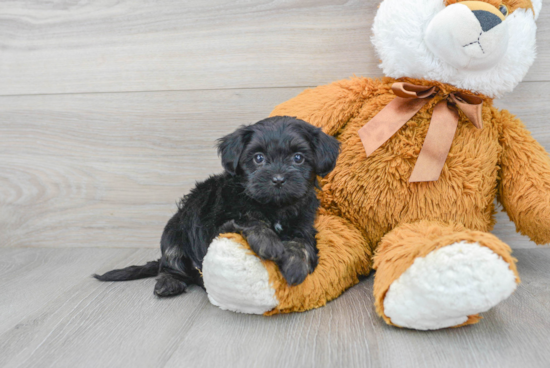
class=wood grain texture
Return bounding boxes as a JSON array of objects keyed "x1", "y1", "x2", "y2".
[
  {"x1": 1, "y1": 0, "x2": 548, "y2": 96},
  {"x1": 0, "y1": 247, "x2": 549, "y2": 368},
  {"x1": 164, "y1": 252, "x2": 550, "y2": 368},
  {"x1": 1, "y1": 82, "x2": 550, "y2": 249},
  {"x1": 0, "y1": 0, "x2": 381, "y2": 96},
  {"x1": 0, "y1": 88, "x2": 303, "y2": 248},
  {"x1": 0, "y1": 247, "x2": 141, "y2": 337},
  {"x1": 2, "y1": 1, "x2": 549, "y2": 366}
]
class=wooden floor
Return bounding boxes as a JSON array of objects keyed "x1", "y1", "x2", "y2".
[
  {"x1": 2, "y1": 1, "x2": 550, "y2": 367},
  {"x1": 0, "y1": 247, "x2": 549, "y2": 368}
]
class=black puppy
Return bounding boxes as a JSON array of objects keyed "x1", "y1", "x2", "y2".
[{"x1": 94, "y1": 116, "x2": 340, "y2": 297}]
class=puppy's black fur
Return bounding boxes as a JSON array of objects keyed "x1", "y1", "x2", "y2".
[{"x1": 94, "y1": 116, "x2": 340, "y2": 297}]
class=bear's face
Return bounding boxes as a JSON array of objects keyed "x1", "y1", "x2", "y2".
[{"x1": 372, "y1": 0, "x2": 542, "y2": 97}]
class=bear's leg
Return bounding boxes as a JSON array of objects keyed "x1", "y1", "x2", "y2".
[
  {"x1": 202, "y1": 214, "x2": 372, "y2": 315},
  {"x1": 373, "y1": 221, "x2": 519, "y2": 330}
]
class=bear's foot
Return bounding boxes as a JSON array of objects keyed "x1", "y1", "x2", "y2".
[
  {"x1": 202, "y1": 235, "x2": 279, "y2": 314},
  {"x1": 374, "y1": 221, "x2": 520, "y2": 330},
  {"x1": 383, "y1": 241, "x2": 517, "y2": 330},
  {"x1": 202, "y1": 214, "x2": 372, "y2": 315}
]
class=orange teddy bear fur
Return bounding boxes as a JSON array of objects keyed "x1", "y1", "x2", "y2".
[
  {"x1": 224, "y1": 75, "x2": 550, "y2": 325},
  {"x1": 200, "y1": 0, "x2": 546, "y2": 329}
]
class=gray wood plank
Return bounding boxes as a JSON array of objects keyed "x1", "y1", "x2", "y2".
[
  {"x1": 0, "y1": 87, "x2": 304, "y2": 248},
  {"x1": 0, "y1": 248, "x2": 549, "y2": 368},
  {"x1": 0, "y1": 247, "x2": 140, "y2": 336},
  {"x1": 0, "y1": 248, "x2": 212, "y2": 368},
  {"x1": 1, "y1": 0, "x2": 547, "y2": 96},
  {"x1": 511, "y1": 249, "x2": 550, "y2": 310},
  {"x1": 164, "y1": 249, "x2": 550, "y2": 368},
  {"x1": 163, "y1": 276, "x2": 382, "y2": 368},
  {"x1": 0, "y1": 0, "x2": 381, "y2": 96},
  {"x1": 526, "y1": 0, "x2": 550, "y2": 82},
  {"x1": 1, "y1": 82, "x2": 550, "y2": 249}
]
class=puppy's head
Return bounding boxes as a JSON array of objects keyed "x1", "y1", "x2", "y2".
[{"x1": 217, "y1": 116, "x2": 340, "y2": 205}]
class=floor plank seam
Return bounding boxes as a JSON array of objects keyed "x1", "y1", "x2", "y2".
[
  {"x1": 1, "y1": 80, "x2": 548, "y2": 99},
  {"x1": 0, "y1": 85, "x2": 319, "y2": 98}
]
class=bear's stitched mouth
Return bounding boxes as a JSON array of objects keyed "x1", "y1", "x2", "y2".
[{"x1": 462, "y1": 32, "x2": 485, "y2": 54}]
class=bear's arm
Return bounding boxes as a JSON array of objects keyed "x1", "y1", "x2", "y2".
[
  {"x1": 497, "y1": 108, "x2": 550, "y2": 245},
  {"x1": 270, "y1": 77, "x2": 375, "y2": 136}
]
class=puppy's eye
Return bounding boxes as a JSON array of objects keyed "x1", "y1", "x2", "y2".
[
  {"x1": 253, "y1": 153, "x2": 265, "y2": 164},
  {"x1": 499, "y1": 4, "x2": 508, "y2": 16},
  {"x1": 293, "y1": 153, "x2": 305, "y2": 164}
]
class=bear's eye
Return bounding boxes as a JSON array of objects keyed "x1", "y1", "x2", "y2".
[
  {"x1": 293, "y1": 153, "x2": 305, "y2": 164},
  {"x1": 253, "y1": 153, "x2": 265, "y2": 164},
  {"x1": 499, "y1": 4, "x2": 508, "y2": 16}
]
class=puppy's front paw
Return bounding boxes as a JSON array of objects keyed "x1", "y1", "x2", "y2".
[
  {"x1": 246, "y1": 229, "x2": 285, "y2": 261},
  {"x1": 278, "y1": 241, "x2": 316, "y2": 285},
  {"x1": 307, "y1": 248, "x2": 319, "y2": 274},
  {"x1": 286, "y1": 240, "x2": 317, "y2": 273},
  {"x1": 279, "y1": 253, "x2": 309, "y2": 286},
  {"x1": 219, "y1": 220, "x2": 243, "y2": 234}
]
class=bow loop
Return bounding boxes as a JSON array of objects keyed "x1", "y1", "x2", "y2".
[
  {"x1": 448, "y1": 92, "x2": 484, "y2": 129},
  {"x1": 358, "y1": 83, "x2": 484, "y2": 182},
  {"x1": 391, "y1": 82, "x2": 437, "y2": 99}
]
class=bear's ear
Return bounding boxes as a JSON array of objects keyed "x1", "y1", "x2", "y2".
[
  {"x1": 217, "y1": 125, "x2": 253, "y2": 175},
  {"x1": 532, "y1": 0, "x2": 542, "y2": 21}
]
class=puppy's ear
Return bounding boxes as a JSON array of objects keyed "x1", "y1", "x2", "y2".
[
  {"x1": 312, "y1": 129, "x2": 340, "y2": 177},
  {"x1": 292, "y1": 118, "x2": 340, "y2": 177},
  {"x1": 217, "y1": 126, "x2": 253, "y2": 175}
]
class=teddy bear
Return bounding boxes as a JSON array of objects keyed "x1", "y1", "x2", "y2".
[{"x1": 199, "y1": 0, "x2": 547, "y2": 330}]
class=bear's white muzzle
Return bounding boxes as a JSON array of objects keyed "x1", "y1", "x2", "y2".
[{"x1": 424, "y1": 2, "x2": 509, "y2": 71}]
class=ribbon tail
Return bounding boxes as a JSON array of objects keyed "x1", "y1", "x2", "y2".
[
  {"x1": 409, "y1": 101, "x2": 459, "y2": 183},
  {"x1": 358, "y1": 96, "x2": 430, "y2": 156}
]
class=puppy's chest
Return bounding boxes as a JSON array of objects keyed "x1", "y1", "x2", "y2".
[
  {"x1": 267, "y1": 209, "x2": 301, "y2": 236},
  {"x1": 274, "y1": 221, "x2": 284, "y2": 234},
  {"x1": 270, "y1": 219, "x2": 297, "y2": 240}
]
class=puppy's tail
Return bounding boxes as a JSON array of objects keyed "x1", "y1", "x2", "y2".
[{"x1": 93, "y1": 260, "x2": 160, "y2": 282}]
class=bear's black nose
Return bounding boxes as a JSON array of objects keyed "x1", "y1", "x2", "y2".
[
  {"x1": 272, "y1": 175, "x2": 286, "y2": 187},
  {"x1": 473, "y1": 10, "x2": 502, "y2": 32}
]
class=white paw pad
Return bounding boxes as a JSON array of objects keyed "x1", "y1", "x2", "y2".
[
  {"x1": 202, "y1": 237, "x2": 278, "y2": 314},
  {"x1": 383, "y1": 242, "x2": 517, "y2": 330}
]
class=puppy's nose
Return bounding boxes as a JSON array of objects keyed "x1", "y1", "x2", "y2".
[
  {"x1": 473, "y1": 10, "x2": 502, "y2": 32},
  {"x1": 272, "y1": 175, "x2": 286, "y2": 187}
]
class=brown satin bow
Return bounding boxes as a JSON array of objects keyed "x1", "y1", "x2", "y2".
[{"x1": 358, "y1": 82, "x2": 483, "y2": 182}]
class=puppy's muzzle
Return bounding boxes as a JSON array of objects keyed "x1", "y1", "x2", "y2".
[{"x1": 272, "y1": 174, "x2": 286, "y2": 188}]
